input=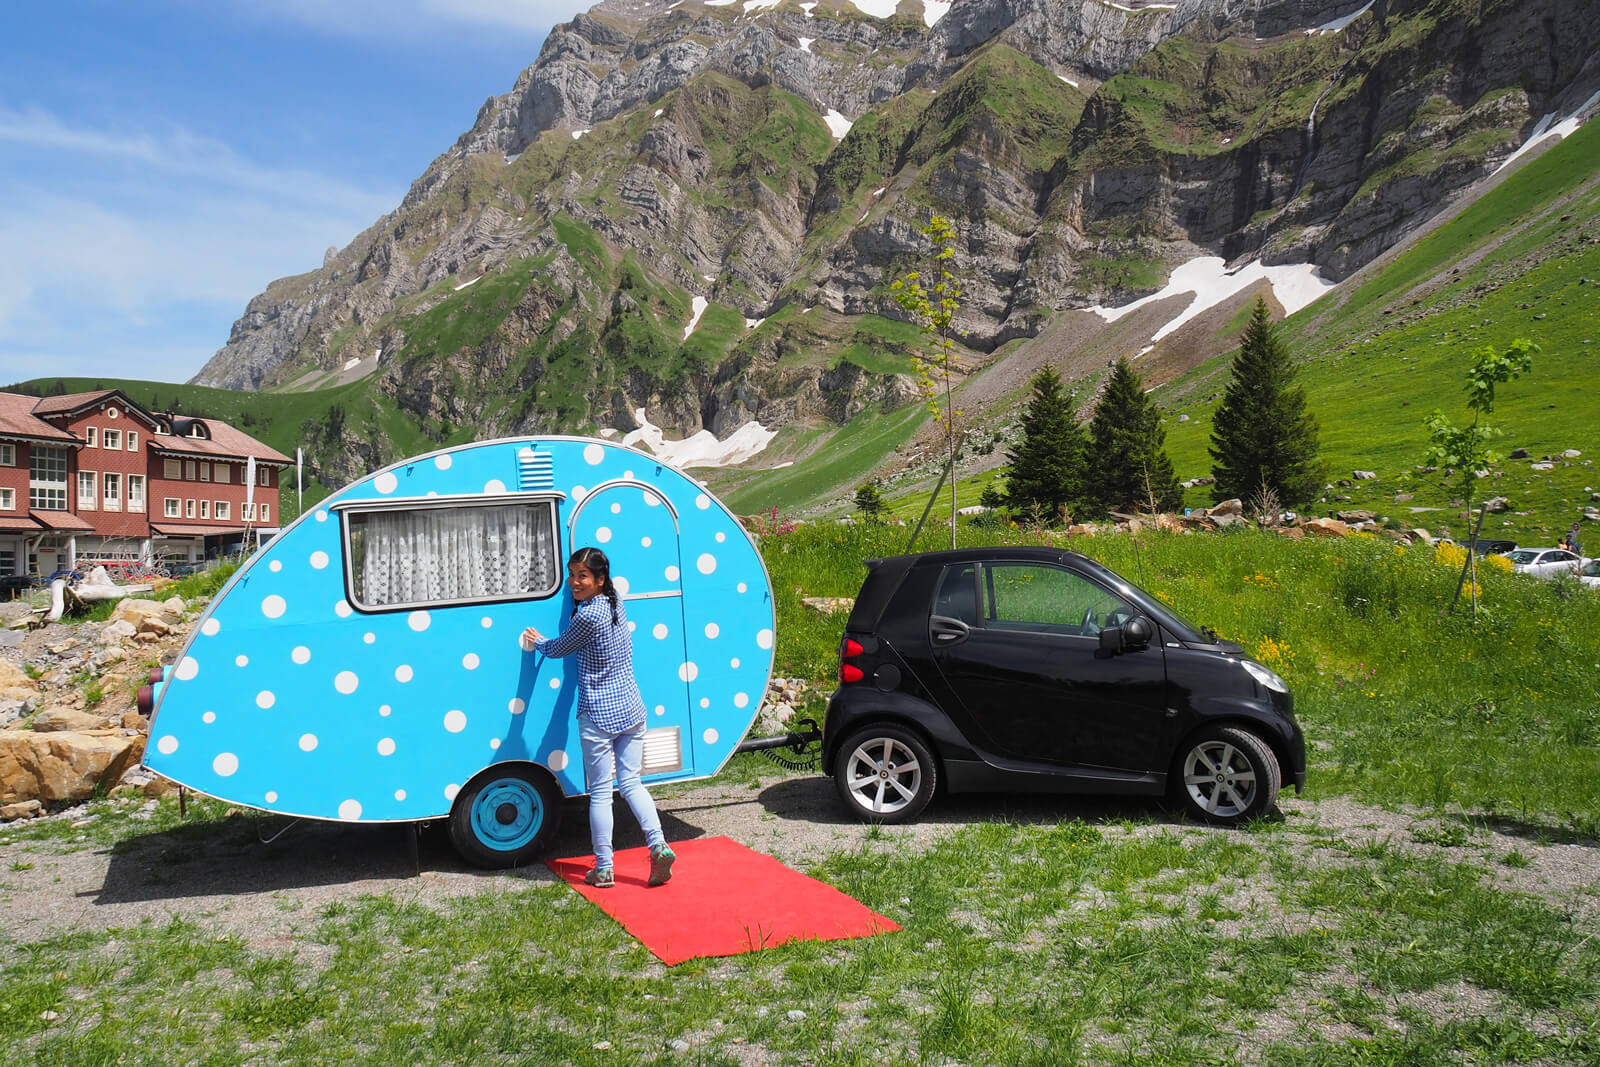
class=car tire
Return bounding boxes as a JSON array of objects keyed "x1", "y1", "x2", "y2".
[
  {"x1": 833, "y1": 724, "x2": 938, "y2": 824},
  {"x1": 448, "y1": 765, "x2": 563, "y2": 869},
  {"x1": 1171, "y1": 726, "x2": 1281, "y2": 826}
]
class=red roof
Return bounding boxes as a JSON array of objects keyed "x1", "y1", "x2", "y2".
[
  {"x1": 149, "y1": 421, "x2": 292, "y2": 465},
  {"x1": 30, "y1": 389, "x2": 161, "y2": 428},
  {"x1": 0, "y1": 393, "x2": 79, "y2": 443},
  {"x1": 0, "y1": 516, "x2": 41, "y2": 532},
  {"x1": 151, "y1": 522, "x2": 253, "y2": 537},
  {"x1": 30, "y1": 511, "x2": 95, "y2": 532}
]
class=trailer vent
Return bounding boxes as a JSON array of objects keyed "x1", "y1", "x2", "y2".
[
  {"x1": 517, "y1": 448, "x2": 555, "y2": 491},
  {"x1": 641, "y1": 726, "x2": 683, "y2": 775}
]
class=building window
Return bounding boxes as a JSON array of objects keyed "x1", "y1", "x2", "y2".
[
  {"x1": 260, "y1": 503, "x2": 270, "y2": 523},
  {"x1": 214, "y1": 464, "x2": 230, "y2": 484},
  {"x1": 190, "y1": 425, "x2": 205, "y2": 438},
  {"x1": 127, "y1": 430, "x2": 139, "y2": 451},
  {"x1": 104, "y1": 472, "x2": 121, "y2": 511},
  {"x1": 0, "y1": 488, "x2": 14, "y2": 511},
  {"x1": 185, "y1": 499, "x2": 196, "y2": 518},
  {"x1": 164, "y1": 498, "x2": 180, "y2": 518},
  {"x1": 199, "y1": 499, "x2": 209, "y2": 519},
  {"x1": 215, "y1": 500, "x2": 230, "y2": 520},
  {"x1": 103, "y1": 428, "x2": 122, "y2": 450},
  {"x1": 29, "y1": 446, "x2": 69, "y2": 510},
  {"x1": 0, "y1": 444, "x2": 11, "y2": 467},
  {"x1": 199, "y1": 462, "x2": 210, "y2": 482},
  {"x1": 84, "y1": 427, "x2": 98, "y2": 448},
  {"x1": 243, "y1": 501, "x2": 255, "y2": 521},
  {"x1": 107, "y1": 407, "x2": 120, "y2": 419},
  {"x1": 184, "y1": 460, "x2": 196, "y2": 480},
  {"x1": 164, "y1": 458, "x2": 181, "y2": 479},
  {"x1": 259, "y1": 466, "x2": 272, "y2": 487},
  {"x1": 0, "y1": 545, "x2": 13, "y2": 576},
  {"x1": 78, "y1": 471, "x2": 98, "y2": 509},
  {"x1": 128, "y1": 475, "x2": 145, "y2": 512}
]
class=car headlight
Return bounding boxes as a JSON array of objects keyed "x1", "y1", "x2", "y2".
[{"x1": 1241, "y1": 659, "x2": 1289, "y2": 694}]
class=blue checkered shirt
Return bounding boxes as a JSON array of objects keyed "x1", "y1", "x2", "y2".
[{"x1": 534, "y1": 594, "x2": 647, "y2": 732}]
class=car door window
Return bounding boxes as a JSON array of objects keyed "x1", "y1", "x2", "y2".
[
  {"x1": 983, "y1": 563, "x2": 1132, "y2": 636},
  {"x1": 932, "y1": 564, "x2": 979, "y2": 624}
]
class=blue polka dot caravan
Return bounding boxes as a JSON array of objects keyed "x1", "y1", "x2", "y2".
[{"x1": 140, "y1": 437, "x2": 775, "y2": 866}]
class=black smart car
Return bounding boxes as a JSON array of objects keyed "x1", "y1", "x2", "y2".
[{"x1": 823, "y1": 547, "x2": 1305, "y2": 826}]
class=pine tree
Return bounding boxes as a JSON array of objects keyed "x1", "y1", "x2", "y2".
[
  {"x1": 1085, "y1": 357, "x2": 1184, "y2": 515},
  {"x1": 1208, "y1": 297, "x2": 1324, "y2": 507},
  {"x1": 1004, "y1": 365, "x2": 1087, "y2": 522},
  {"x1": 853, "y1": 481, "x2": 887, "y2": 520}
]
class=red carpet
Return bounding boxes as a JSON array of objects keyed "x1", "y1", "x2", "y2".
[{"x1": 548, "y1": 836, "x2": 901, "y2": 965}]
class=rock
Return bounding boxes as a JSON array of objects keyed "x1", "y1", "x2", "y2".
[
  {"x1": 101, "y1": 619, "x2": 138, "y2": 643},
  {"x1": 1393, "y1": 493, "x2": 1413, "y2": 502},
  {"x1": 0, "y1": 698, "x2": 26, "y2": 729},
  {"x1": 1274, "y1": 526, "x2": 1305, "y2": 540},
  {"x1": 1531, "y1": 462, "x2": 1554, "y2": 471},
  {"x1": 1336, "y1": 510, "x2": 1376, "y2": 523},
  {"x1": 1407, "y1": 528, "x2": 1436, "y2": 545},
  {"x1": 0, "y1": 798, "x2": 42, "y2": 820},
  {"x1": 1482, "y1": 497, "x2": 1511, "y2": 513},
  {"x1": 111, "y1": 598, "x2": 171, "y2": 628},
  {"x1": 162, "y1": 596, "x2": 187, "y2": 617},
  {"x1": 1563, "y1": 449, "x2": 1581, "y2": 459},
  {"x1": 1352, "y1": 470, "x2": 1377, "y2": 480},
  {"x1": 0, "y1": 661, "x2": 34, "y2": 689},
  {"x1": 0, "y1": 730, "x2": 146, "y2": 805},
  {"x1": 137, "y1": 615, "x2": 173, "y2": 637},
  {"x1": 1301, "y1": 517, "x2": 1352, "y2": 537},
  {"x1": 800, "y1": 596, "x2": 854, "y2": 615},
  {"x1": 121, "y1": 709, "x2": 148, "y2": 731},
  {"x1": 1508, "y1": 448, "x2": 1530, "y2": 459},
  {"x1": 31, "y1": 708, "x2": 112, "y2": 733},
  {"x1": 1210, "y1": 498, "x2": 1244, "y2": 517},
  {"x1": 0, "y1": 630, "x2": 22, "y2": 648}
]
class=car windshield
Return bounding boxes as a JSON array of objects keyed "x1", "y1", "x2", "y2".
[
  {"x1": 1076, "y1": 556, "x2": 1212, "y2": 642},
  {"x1": 1506, "y1": 550, "x2": 1542, "y2": 564},
  {"x1": 1583, "y1": 560, "x2": 1600, "y2": 578}
]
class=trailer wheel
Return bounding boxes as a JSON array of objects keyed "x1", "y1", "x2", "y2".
[{"x1": 449, "y1": 766, "x2": 562, "y2": 869}]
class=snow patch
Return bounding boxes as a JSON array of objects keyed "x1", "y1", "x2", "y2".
[
  {"x1": 800, "y1": 1, "x2": 816, "y2": 15},
  {"x1": 705, "y1": 0, "x2": 735, "y2": 6},
  {"x1": 1494, "y1": 90, "x2": 1600, "y2": 175},
  {"x1": 503, "y1": 152, "x2": 521, "y2": 164},
  {"x1": 923, "y1": 0, "x2": 951, "y2": 27},
  {"x1": 849, "y1": 0, "x2": 897, "y2": 16},
  {"x1": 622, "y1": 408, "x2": 776, "y2": 469},
  {"x1": 571, "y1": 129, "x2": 589, "y2": 139},
  {"x1": 1088, "y1": 257, "x2": 1335, "y2": 344},
  {"x1": 797, "y1": 36, "x2": 814, "y2": 52},
  {"x1": 1057, "y1": 73, "x2": 1080, "y2": 88},
  {"x1": 343, "y1": 357, "x2": 361, "y2": 371},
  {"x1": 682, "y1": 295, "x2": 709, "y2": 341},
  {"x1": 1310, "y1": 0, "x2": 1373, "y2": 34},
  {"x1": 823, "y1": 109, "x2": 853, "y2": 139},
  {"x1": 654, "y1": 108, "x2": 664, "y2": 117},
  {"x1": 873, "y1": 187, "x2": 885, "y2": 196},
  {"x1": 745, "y1": 316, "x2": 765, "y2": 330},
  {"x1": 743, "y1": 0, "x2": 781, "y2": 9},
  {"x1": 454, "y1": 275, "x2": 482, "y2": 291}
]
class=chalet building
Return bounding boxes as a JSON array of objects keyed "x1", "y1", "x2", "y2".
[{"x1": 0, "y1": 389, "x2": 290, "y2": 579}]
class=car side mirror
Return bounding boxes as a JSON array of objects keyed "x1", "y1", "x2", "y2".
[{"x1": 1097, "y1": 615, "x2": 1154, "y2": 655}]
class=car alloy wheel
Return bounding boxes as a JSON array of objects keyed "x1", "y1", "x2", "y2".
[
  {"x1": 834, "y1": 725, "x2": 937, "y2": 824},
  {"x1": 1174, "y1": 726, "x2": 1281, "y2": 826}
]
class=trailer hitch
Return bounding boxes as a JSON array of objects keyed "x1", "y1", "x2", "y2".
[{"x1": 733, "y1": 717, "x2": 822, "y2": 770}]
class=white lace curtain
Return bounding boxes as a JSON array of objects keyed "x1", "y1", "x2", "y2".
[{"x1": 352, "y1": 502, "x2": 557, "y2": 608}]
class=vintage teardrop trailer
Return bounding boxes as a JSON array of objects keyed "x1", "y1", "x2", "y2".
[{"x1": 140, "y1": 437, "x2": 776, "y2": 866}]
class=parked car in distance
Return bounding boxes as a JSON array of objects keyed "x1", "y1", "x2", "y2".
[
  {"x1": 1466, "y1": 538, "x2": 1517, "y2": 557},
  {"x1": 1579, "y1": 559, "x2": 1600, "y2": 590},
  {"x1": 824, "y1": 547, "x2": 1306, "y2": 828},
  {"x1": 1504, "y1": 547, "x2": 1584, "y2": 578}
]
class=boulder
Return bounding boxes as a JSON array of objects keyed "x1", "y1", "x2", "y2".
[
  {"x1": 800, "y1": 596, "x2": 854, "y2": 615},
  {"x1": 1482, "y1": 496, "x2": 1511, "y2": 513},
  {"x1": 0, "y1": 799, "x2": 42, "y2": 821},
  {"x1": 162, "y1": 596, "x2": 187, "y2": 616},
  {"x1": 1336, "y1": 510, "x2": 1376, "y2": 523},
  {"x1": 1210, "y1": 498, "x2": 1244, "y2": 517},
  {"x1": 137, "y1": 615, "x2": 173, "y2": 637},
  {"x1": 1408, "y1": 529, "x2": 1436, "y2": 545},
  {"x1": 31, "y1": 707, "x2": 112, "y2": 733},
  {"x1": 1301, "y1": 517, "x2": 1352, "y2": 537},
  {"x1": 0, "y1": 730, "x2": 146, "y2": 806},
  {"x1": 1352, "y1": 470, "x2": 1378, "y2": 480},
  {"x1": 1531, "y1": 462, "x2": 1554, "y2": 471},
  {"x1": 100, "y1": 619, "x2": 138, "y2": 643},
  {"x1": 111, "y1": 598, "x2": 170, "y2": 628},
  {"x1": 1508, "y1": 448, "x2": 1530, "y2": 459},
  {"x1": 0, "y1": 661, "x2": 35, "y2": 689}
]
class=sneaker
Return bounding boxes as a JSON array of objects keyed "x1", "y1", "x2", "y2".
[
  {"x1": 648, "y1": 844, "x2": 676, "y2": 887},
  {"x1": 584, "y1": 866, "x2": 614, "y2": 888}
]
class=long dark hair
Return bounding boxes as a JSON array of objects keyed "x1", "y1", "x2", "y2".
[{"x1": 569, "y1": 546, "x2": 621, "y2": 625}]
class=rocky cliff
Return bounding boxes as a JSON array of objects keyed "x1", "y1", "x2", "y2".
[{"x1": 193, "y1": 0, "x2": 1600, "y2": 486}]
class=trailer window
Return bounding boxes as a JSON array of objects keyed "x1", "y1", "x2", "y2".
[{"x1": 345, "y1": 499, "x2": 560, "y2": 609}]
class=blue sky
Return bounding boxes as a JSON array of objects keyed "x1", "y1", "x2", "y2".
[{"x1": 0, "y1": 0, "x2": 584, "y2": 388}]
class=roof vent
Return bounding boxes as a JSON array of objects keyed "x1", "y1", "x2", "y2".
[{"x1": 517, "y1": 447, "x2": 554, "y2": 490}]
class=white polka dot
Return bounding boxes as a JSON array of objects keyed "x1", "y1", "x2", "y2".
[
  {"x1": 610, "y1": 502, "x2": 622, "y2": 514},
  {"x1": 335, "y1": 600, "x2": 352, "y2": 618},
  {"x1": 679, "y1": 661, "x2": 699, "y2": 682},
  {"x1": 757, "y1": 628, "x2": 774, "y2": 650},
  {"x1": 483, "y1": 479, "x2": 506, "y2": 494},
  {"x1": 175, "y1": 656, "x2": 199, "y2": 681},
  {"x1": 715, "y1": 531, "x2": 726, "y2": 543},
  {"x1": 444, "y1": 709, "x2": 467, "y2": 732},
  {"x1": 458, "y1": 652, "x2": 478, "y2": 671},
  {"x1": 489, "y1": 737, "x2": 501, "y2": 750},
  {"x1": 380, "y1": 704, "x2": 392, "y2": 716},
  {"x1": 738, "y1": 582, "x2": 748, "y2": 594},
  {"x1": 615, "y1": 576, "x2": 630, "y2": 595},
  {"x1": 548, "y1": 750, "x2": 569, "y2": 771},
  {"x1": 201, "y1": 618, "x2": 220, "y2": 636},
  {"x1": 309, "y1": 550, "x2": 329, "y2": 569},
  {"x1": 315, "y1": 510, "x2": 328, "y2": 522},
  {"x1": 641, "y1": 536, "x2": 652, "y2": 548},
  {"x1": 377, "y1": 738, "x2": 396, "y2": 756},
  {"x1": 735, "y1": 692, "x2": 750, "y2": 708},
  {"x1": 335, "y1": 671, "x2": 360, "y2": 695},
  {"x1": 395, "y1": 665, "x2": 413, "y2": 683},
  {"x1": 256, "y1": 690, "x2": 276, "y2": 709},
  {"x1": 509, "y1": 698, "x2": 526, "y2": 715},
  {"x1": 156, "y1": 735, "x2": 178, "y2": 755},
  {"x1": 703, "y1": 728, "x2": 719, "y2": 745},
  {"x1": 596, "y1": 526, "x2": 612, "y2": 543},
  {"x1": 408, "y1": 611, "x2": 431, "y2": 632},
  {"x1": 645, "y1": 493, "x2": 660, "y2": 508},
  {"x1": 265, "y1": 791, "x2": 278, "y2": 803},
  {"x1": 363, "y1": 632, "x2": 376, "y2": 645},
  {"x1": 481, "y1": 616, "x2": 493, "y2": 628},
  {"x1": 705, "y1": 622, "x2": 720, "y2": 639},
  {"x1": 235, "y1": 654, "x2": 249, "y2": 667},
  {"x1": 434, "y1": 454, "x2": 453, "y2": 470},
  {"x1": 584, "y1": 443, "x2": 605, "y2": 465},
  {"x1": 731, "y1": 657, "x2": 741, "y2": 669},
  {"x1": 699, "y1": 697, "x2": 710, "y2": 709},
  {"x1": 549, "y1": 677, "x2": 561, "y2": 690},
  {"x1": 394, "y1": 789, "x2": 406, "y2": 801},
  {"x1": 444, "y1": 784, "x2": 460, "y2": 802},
  {"x1": 338, "y1": 799, "x2": 362, "y2": 820},
  {"x1": 654, "y1": 704, "x2": 666, "y2": 717},
  {"x1": 292, "y1": 646, "x2": 311, "y2": 664},
  {"x1": 299, "y1": 734, "x2": 318, "y2": 752},
  {"x1": 374, "y1": 472, "x2": 398, "y2": 494},
  {"x1": 665, "y1": 565, "x2": 680, "y2": 581},
  {"x1": 269, "y1": 560, "x2": 283, "y2": 572},
  {"x1": 572, "y1": 484, "x2": 588, "y2": 502},
  {"x1": 202, "y1": 711, "x2": 216, "y2": 724},
  {"x1": 691, "y1": 494, "x2": 708, "y2": 510},
  {"x1": 697, "y1": 553, "x2": 717, "y2": 575},
  {"x1": 628, "y1": 620, "x2": 637, "y2": 632},
  {"x1": 213, "y1": 752, "x2": 239, "y2": 776},
  {"x1": 653, "y1": 623, "x2": 668, "y2": 640},
  {"x1": 624, "y1": 470, "x2": 635, "y2": 480},
  {"x1": 261, "y1": 595, "x2": 286, "y2": 619}
]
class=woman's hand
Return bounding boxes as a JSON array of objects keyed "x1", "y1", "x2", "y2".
[{"x1": 520, "y1": 626, "x2": 541, "y2": 652}]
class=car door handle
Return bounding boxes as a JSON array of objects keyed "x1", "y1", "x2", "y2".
[{"x1": 930, "y1": 616, "x2": 970, "y2": 644}]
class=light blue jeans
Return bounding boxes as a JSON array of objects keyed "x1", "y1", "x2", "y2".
[{"x1": 579, "y1": 715, "x2": 665, "y2": 869}]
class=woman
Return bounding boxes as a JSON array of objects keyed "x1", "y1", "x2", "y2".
[{"x1": 522, "y1": 547, "x2": 675, "y2": 888}]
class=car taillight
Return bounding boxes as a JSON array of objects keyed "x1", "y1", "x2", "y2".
[
  {"x1": 842, "y1": 638, "x2": 864, "y2": 658},
  {"x1": 840, "y1": 663, "x2": 864, "y2": 683}
]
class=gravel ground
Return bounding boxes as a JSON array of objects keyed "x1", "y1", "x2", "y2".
[{"x1": 2, "y1": 771, "x2": 1595, "y2": 954}]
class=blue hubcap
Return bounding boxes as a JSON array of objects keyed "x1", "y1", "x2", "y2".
[{"x1": 470, "y1": 777, "x2": 545, "y2": 852}]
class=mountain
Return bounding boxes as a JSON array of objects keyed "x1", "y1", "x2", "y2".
[{"x1": 191, "y1": 0, "x2": 1600, "y2": 507}]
